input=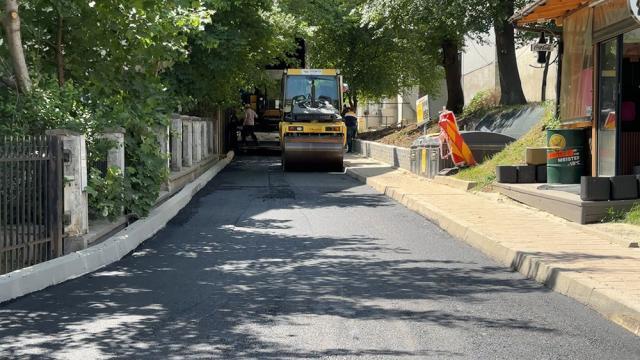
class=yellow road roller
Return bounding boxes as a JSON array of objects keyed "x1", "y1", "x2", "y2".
[{"x1": 279, "y1": 69, "x2": 347, "y2": 171}]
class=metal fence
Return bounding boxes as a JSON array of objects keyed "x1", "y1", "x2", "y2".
[
  {"x1": 0, "y1": 136, "x2": 64, "y2": 274},
  {"x1": 360, "y1": 115, "x2": 396, "y2": 130}
]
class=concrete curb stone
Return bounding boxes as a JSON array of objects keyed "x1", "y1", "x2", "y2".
[
  {"x1": 0, "y1": 151, "x2": 235, "y2": 304},
  {"x1": 345, "y1": 164, "x2": 640, "y2": 336}
]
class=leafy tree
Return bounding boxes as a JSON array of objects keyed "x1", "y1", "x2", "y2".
[
  {"x1": 0, "y1": 0, "x2": 210, "y2": 217},
  {"x1": 0, "y1": 0, "x2": 306, "y2": 217},
  {"x1": 282, "y1": 0, "x2": 442, "y2": 111},
  {"x1": 363, "y1": 0, "x2": 492, "y2": 114},
  {"x1": 166, "y1": 0, "x2": 304, "y2": 114},
  {"x1": 364, "y1": 0, "x2": 533, "y2": 111},
  {"x1": 2, "y1": 0, "x2": 32, "y2": 92}
]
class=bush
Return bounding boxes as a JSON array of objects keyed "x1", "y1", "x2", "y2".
[
  {"x1": 462, "y1": 89, "x2": 500, "y2": 118},
  {"x1": 86, "y1": 167, "x2": 126, "y2": 221},
  {"x1": 0, "y1": 77, "x2": 92, "y2": 136},
  {"x1": 0, "y1": 75, "x2": 170, "y2": 220},
  {"x1": 624, "y1": 203, "x2": 640, "y2": 225},
  {"x1": 605, "y1": 203, "x2": 640, "y2": 225}
]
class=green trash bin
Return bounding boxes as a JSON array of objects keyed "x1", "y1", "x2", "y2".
[{"x1": 546, "y1": 129, "x2": 585, "y2": 184}]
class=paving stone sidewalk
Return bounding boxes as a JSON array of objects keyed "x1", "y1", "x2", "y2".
[{"x1": 344, "y1": 156, "x2": 640, "y2": 336}]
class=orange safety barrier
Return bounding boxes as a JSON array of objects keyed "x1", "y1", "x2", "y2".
[{"x1": 438, "y1": 110, "x2": 476, "y2": 167}]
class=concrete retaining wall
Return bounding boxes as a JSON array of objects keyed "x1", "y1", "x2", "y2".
[{"x1": 354, "y1": 140, "x2": 411, "y2": 171}]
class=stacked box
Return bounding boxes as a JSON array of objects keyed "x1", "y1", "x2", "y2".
[
  {"x1": 516, "y1": 165, "x2": 536, "y2": 183},
  {"x1": 525, "y1": 147, "x2": 548, "y2": 166},
  {"x1": 611, "y1": 175, "x2": 639, "y2": 200},
  {"x1": 496, "y1": 166, "x2": 517, "y2": 183},
  {"x1": 580, "y1": 177, "x2": 610, "y2": 201}
]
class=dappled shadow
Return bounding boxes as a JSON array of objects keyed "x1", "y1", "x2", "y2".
[
  {"x1": 0, "y1": 221, "x2": 554, "y2": 359},
  {"x1": 1, "y1": 155, "x2": 637, "y2": 358}
]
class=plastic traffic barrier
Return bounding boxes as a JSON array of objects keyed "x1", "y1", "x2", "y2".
[{"x1": 438, "y1": 110, "x2": 476, "y2": 167}]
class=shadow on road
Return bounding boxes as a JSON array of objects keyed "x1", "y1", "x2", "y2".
[{"x1": 0, "y1": 156, "x2": 562, "y2": 358}]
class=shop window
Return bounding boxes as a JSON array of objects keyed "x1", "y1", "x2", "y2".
[{"x1": 560, "y1": 7, "x2": 594, "y2": 123}]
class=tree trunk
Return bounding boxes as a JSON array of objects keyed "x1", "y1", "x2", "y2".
[
  {"x1": 441, "y1": 39, "x2": 464, "y2": 114},
  {"x1": 494, "y1": 0, "x2": 526, "y2": 105},
  {"x1": 3, "y1": 0, "x2": 32, "y2": 93},
  {"x1": 56, "y1": 13, "x2": 64, "y2": 86}
]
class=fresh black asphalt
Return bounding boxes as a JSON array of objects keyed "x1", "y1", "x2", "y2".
[{"x1": 1, "y1": 156, "x2": 639, "y2": 359}]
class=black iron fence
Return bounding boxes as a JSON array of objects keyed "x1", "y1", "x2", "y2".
[
  {"x1": 360, "y1": 115, "x2": 396, "y2": 130},
  {"x1": 0, "y1": 136, "x2": 64, "y2": 274}
]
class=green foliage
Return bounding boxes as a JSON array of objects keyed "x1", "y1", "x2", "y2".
[
  {"x1": 0, "y1": 77, "x2": 91, "y2": 135},
  {"x1": 167, "y1": 0, "x2": 304, "y2": 113},
  {"x1": 280, "y1": 0, "x2": 443, "y2": 107},
  {"x1": 360, "y1": 0, "x2": 494, "y2": 112},
  {"x1": 123, "y1": 127, "x2": 169, "y2": 218},
  {"x1": 624, "y1": 203, "x2": 640, "y2": 225},
  {"x1": 86, "y1": 167, "x2": 126, "y2": 221},
  {"x1": 545, "y1": 114, "x2": 562, "y2": 130},
  {"x1": 86, "y1": 131, "x2": 167, "y2": 220},
  {"x1": 602, "y1": 203, "x2": 640, "y2": 225},
  {"x1": 0, "y1": 1, "x2": 209, "y2": 219},
  {"x1": 602, "y1": 207, "x2": 626, "y2": 223},
  {"x1": 462, "y1": 90, "x2": 500, "y2": 118}
]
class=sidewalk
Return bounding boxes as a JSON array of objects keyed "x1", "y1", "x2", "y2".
[{"x1": 344, "y1": 155, "x2": 640, "y2": 336}]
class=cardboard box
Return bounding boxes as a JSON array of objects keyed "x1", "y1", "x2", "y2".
[{"x1": 525, "y1": 147, "x2": 547, "y2": 166}]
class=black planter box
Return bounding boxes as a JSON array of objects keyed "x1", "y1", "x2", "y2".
[
  {"x1": 516, "y1": 165, "x2": 537, "y2": 183},
  {"x1": 580, "y1": 176, "x2": 610, "y2": 201},
  {"x1": 610, "y1": 175, "x2": 639, "y2": 200},
  {"x1": 536, "y1": 165, "x2": 547, "y2": 183},
  {"x1": 496, "y1": 166, "x2": 517, "y2": 183}
]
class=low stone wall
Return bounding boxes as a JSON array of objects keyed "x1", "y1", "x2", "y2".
[{"x1": 353, "y1": 140, "x2": 411, "y2": 171}]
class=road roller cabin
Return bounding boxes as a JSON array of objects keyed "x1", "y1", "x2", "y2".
[{"x1": 279, "y1": 69, "x2": 347, "y2": 171}]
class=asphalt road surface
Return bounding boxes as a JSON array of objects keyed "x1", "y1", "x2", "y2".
[{"x1": 1, "y1": 156, "x2": 639, "y2": 359}]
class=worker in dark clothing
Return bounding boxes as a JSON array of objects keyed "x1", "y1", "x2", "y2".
[
  {"x1": 226, "y1": 108, "x2": 240, "y2": 150},
  {"x1": 343, "y1": 108, "x2": 358, "y2": 153}
]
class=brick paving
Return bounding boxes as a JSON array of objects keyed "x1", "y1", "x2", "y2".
[{"x1": 345, "y1": 155, "x2": 640, "y2": 336}]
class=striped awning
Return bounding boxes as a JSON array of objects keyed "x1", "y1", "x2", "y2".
[{"x1": 511, "y1": 0, "x2": 595, "y2": 25}]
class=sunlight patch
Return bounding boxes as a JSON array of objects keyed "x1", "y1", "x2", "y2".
[{"x1": 92, "y1": 270, "x2": 131, "y2": 277}]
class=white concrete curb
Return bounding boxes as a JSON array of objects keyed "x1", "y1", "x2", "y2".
[
  {"x1": 0, "y1": 151, "x2": 235, "y2": 304},
  {"x1": 345, "y1": 165, "x2": 640, "y2": 337}
]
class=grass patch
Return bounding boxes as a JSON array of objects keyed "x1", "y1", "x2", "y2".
[
  {"x1": 455, "y1": 101, "x2": 556, "y2": 189},
  {"x1": 623, "y1": 203, "x2": 640, "y2": 225},
  {"x1": 600, "y1": 203, "x2": 640, "y2": 225}
]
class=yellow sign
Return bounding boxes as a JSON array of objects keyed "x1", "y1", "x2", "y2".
[{"x1": 416, "y1": 95, "x2": 430, "y2": 124}]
